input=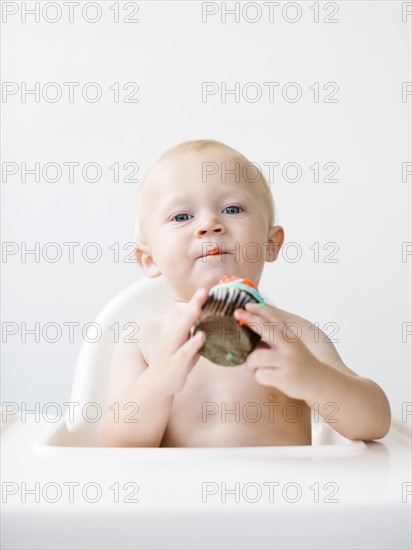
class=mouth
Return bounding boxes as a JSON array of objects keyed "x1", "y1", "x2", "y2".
[{"x1": 198, "y1": 246, "x2": 229, "y2": 259}]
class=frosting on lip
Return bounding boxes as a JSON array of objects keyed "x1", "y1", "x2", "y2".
[
  {"x1": 206, "y1": 247, "x2": 221, "y2": 256},
  {"x1": 202, "y1": 246, "x2": 226, "y2": 257}
]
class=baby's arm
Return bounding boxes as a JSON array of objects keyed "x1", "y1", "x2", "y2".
[
  {"x1": 235, "y1": 303, "x2": 391, "y2": 441},
  {"x1": 98, "y1": 288, "x2": 208, "y2": 447},
  {"x1": 298, "y1": 325, "x2": 391, "y2": 441}
]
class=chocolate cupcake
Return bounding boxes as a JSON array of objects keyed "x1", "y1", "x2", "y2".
[{"x1": 192, "y1": 275, "x2": 264, "y2": 366}]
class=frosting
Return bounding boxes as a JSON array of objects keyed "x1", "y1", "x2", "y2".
[{"x1": 211, "y1": 275, "x2": 265, "y2": 304}]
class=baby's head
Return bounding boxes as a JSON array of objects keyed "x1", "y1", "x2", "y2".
[{"x1": 133, "y1": 140, "x2": 284, "y2": 301}]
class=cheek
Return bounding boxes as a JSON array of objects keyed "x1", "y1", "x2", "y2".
[
  {"x1": 240, "y1": 220, "x2": 266, "y2": 242},
  {"x1": 153, "y1": 234, "x2": 187, "y2": 269}
]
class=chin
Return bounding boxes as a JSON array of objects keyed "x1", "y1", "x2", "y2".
[
  {"x1": 196, "y1": 265, "x2": 238, "y2": 289},
  {"x1": 195, "y1": 266, "x2": 227, "y2": 288}
]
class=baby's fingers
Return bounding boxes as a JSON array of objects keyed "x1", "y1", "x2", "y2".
[
  {"x1": 166, "y1": 289, "x2": 208, "y2": 353},
  {"x1": 253, "y1": 367, "x2": 282, "y2": 388},
  {"x1": 174, "y1": 331, "x2": 205, "y2": 375},
  {"x1": 234, "y1": 303, "x2": 286, "y2": 347}
]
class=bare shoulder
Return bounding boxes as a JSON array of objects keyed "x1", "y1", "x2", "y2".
[{"x1": 265, "y1": 303, "x2": 358, "y2": 377}]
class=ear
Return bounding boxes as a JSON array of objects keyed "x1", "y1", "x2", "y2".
[
  {"x1": 134, "y1": 246, "x2": 162, "y2": 278},
  {"x1": 265, "y1": 225, "x2": 284, "y2": 262}
]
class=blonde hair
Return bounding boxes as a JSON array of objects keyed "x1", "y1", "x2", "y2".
[{"x1": 133, "y1": 139, "x2": 276, "y2": 249}]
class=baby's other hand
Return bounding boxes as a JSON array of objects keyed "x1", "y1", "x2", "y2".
[
  {"x1": 234, "y1": 303, "x2": 322, "y2": 400},
  {"x1": 147, "y1": 288, "x2": 208, "y2": 396}
]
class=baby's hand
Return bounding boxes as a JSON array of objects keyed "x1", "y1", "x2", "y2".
[
  {"x1": 147, "y1": 288, "x2": 208, "y2": 396},
  {"x1": 234, "y1": 303, "x2": 322, "y2": 400}
]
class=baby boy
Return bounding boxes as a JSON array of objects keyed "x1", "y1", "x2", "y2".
[{"x1": 98, "y1": 140, "x2": 391, "y2": 447}]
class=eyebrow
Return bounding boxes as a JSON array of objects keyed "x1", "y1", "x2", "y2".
[
  {"x1": 158, "y1": 195, "x2": 188, "y2": 217},
  {"x1": 159, "y1": 190, "x2": 254, "y2": 215}
]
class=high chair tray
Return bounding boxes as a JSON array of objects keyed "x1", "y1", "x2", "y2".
[{"x1": 2, "y1": 413, "x2": 411, "y2": 550}]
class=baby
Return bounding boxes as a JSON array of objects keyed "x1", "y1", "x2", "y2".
[{"x1": 98, "y1": 140, "x2": 391, "y2": 447}]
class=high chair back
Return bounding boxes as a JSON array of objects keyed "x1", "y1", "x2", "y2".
[{"x1": 66, "y1": 276, "x2": 173, "y2": 441}]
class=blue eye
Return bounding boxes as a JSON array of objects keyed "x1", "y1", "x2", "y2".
[
  {"x1": 173, "y1": 213, "x2": 192, "y2": 222},
  {"x1": 224, "y1": 205, "x2": 242, "y2": 215}
]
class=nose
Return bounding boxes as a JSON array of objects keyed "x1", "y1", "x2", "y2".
[{"x1": 195, "y1": 213, "x2": 226, "y2": 237}]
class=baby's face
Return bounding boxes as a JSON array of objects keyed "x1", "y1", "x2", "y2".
[{"x1": 139, "y1": 147, "x2": 282, "y2": 301}]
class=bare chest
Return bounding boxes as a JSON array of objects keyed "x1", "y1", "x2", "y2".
[{"x1": 163, "y1": 355, "x2": 311, "y2": 447}]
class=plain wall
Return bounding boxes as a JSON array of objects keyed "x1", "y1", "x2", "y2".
[{"x1": 1, "y1": 1, "x2": 411, "y2": 424}]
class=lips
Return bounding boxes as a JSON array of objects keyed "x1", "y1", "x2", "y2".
[
  {"x1": 198, "y1": 246, "x2": 229, "y2": 259},
  {"x1": 205, "y1": 246, "x2": 221, "y2": 256}
]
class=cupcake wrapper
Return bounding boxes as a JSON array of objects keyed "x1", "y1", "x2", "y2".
[
  {"x1": 192, "y1": 287, "x2": 261, "y2": 366},
  {"x1": 202, "y1": 286, "x2": 259, "y2": 317}
]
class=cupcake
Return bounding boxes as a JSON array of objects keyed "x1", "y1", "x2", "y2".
[{"x1": 192, "y1": 275, "x2": 265, "y2": 366}]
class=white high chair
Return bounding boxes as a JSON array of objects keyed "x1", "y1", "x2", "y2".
[{"x1": 2, "y1": 277, "x2": 410, "y2": 550}]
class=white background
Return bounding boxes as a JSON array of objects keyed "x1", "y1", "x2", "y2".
[{"x1": 1, "y1": 1, "x2": 411, "y2": 423}]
